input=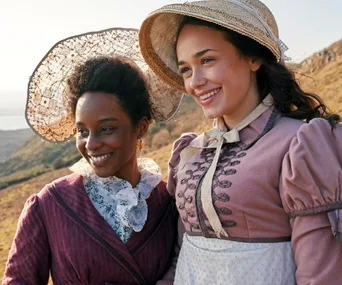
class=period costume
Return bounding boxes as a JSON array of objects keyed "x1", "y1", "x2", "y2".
[
  {"x1": 4, "y1": 28, "x2": 179, "y2": 285},
  {"x1": 167, "y1": 98, "x2": 342, "y2": 284},
  {"x1": 139, "y1": 1, "x2": 342, "y2": 283},
  {"x1": 3, "y1": 159, "x2": 177, "y2": 285}
]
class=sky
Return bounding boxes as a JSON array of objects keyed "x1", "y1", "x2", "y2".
[{"x1": 0, "y1": 0, "x2": 341, "y2": 108}]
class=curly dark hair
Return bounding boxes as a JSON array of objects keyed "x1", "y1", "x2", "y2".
[
  {"x1": 67, "y1": 56, "x2": 152, "y2": 126},
  {"x1": 177, "y1": 17, "x2": 340, "y2": 126}
]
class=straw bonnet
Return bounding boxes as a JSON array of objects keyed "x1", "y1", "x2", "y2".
[
  {"x1": 139, "y1": 0, "x2": 290, "y2": 93},
  {"x1": 26, "y1": 28, "x2": 183, "y2": 142}
]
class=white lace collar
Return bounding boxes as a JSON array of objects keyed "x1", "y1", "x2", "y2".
[{"x1": 69, "y1": 157, "x2": 162, "y2": 243}]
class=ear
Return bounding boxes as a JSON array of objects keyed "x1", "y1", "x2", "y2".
[
  {"x1": 136, "y1": 117, "x2": 150, "y2": 139},
  {"x1": 248, "y1": 57, "x2": 262, "y2": 72}
]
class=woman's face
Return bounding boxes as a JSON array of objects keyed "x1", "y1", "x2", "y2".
[
  {"x1": 176, "y1": 24, "x2": 261, "y2": 127},
  {"x1": 75, "y1": 92, "x2": 146, "y2": 178}
]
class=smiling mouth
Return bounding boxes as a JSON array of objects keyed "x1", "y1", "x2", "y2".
[
  {"x1": 198, "y1": 88, "x2": 221, "y2": 101},
  {"x1": 88, "y1": 152, "x2": 114, "y2": 164}
]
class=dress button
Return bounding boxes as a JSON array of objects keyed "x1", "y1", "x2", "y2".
[
  {"x1": 186, "y1": 196, "x2": 193, "y2": 203},
  {"x1": 237, "y1": 152, "x2": 247, "y2": 158}
]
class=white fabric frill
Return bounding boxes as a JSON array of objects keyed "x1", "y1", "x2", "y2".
[{"x1": 70, "y1": 157, "x2": 162, "y2": 243}]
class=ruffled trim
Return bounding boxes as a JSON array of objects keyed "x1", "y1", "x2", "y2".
[{"x1": 69, "y1": 157, "x2": 162, "y2": 243}]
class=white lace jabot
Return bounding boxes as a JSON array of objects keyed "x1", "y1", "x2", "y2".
[{"x1": 69, "y1": 157, "x2": 162, "y2": 243}]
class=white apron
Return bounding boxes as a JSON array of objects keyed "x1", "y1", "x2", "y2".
[{"x1": 175, "y1": 233, "x2": 296, "y2": 285}]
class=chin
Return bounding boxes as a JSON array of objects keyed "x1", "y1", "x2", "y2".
[{"x1": 202, "y1": 108, "x2": 221, "y2": 119}]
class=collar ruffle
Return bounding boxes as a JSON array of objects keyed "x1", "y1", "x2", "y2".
[{"x1": 69, "y1": 157, "x2": 162, "y2": 243}]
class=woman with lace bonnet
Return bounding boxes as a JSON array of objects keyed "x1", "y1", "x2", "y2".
[
  {"x1": 3, "y1": 29, "x2": 178, "y2": 285},
  {"x1": 139, "y1": 0, "x2": 342, "y2": 284}
]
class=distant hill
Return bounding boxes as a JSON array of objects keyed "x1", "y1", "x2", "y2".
[
  {"x1": 295, "y1": 38, "x2": 342, "y2": 114},
  {"x1": 0, "y1": 135, "x2": 82, "y2": 189},
  {"x1": 0, "y1": 129, "x2": 33, "y2": 163}
]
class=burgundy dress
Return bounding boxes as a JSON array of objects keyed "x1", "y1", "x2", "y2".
[{"x1": 3, "y1": 174, "x2": 177, "y2": 285}]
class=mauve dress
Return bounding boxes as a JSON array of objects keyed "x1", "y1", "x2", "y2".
[{"x1": 168, "y1": 106, "x2": 342, "y2": 285}]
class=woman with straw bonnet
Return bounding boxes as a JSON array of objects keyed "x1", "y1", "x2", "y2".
[
  {"x1": 139, "y1": 0, "x2": 342, "y2": 284},
  {"x1": 2, "y1": 28, "x2": 181, "y2": 285}
]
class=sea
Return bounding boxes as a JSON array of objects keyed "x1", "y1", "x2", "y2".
[
  {"x1": 0, "y1": 91, "x2": 29, "y2": 131},
  {"x1": 0, "y1": 112, "x2": 29, "y2": 130}
]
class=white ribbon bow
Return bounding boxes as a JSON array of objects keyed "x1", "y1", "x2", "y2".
[{"x1": 179, "y1": 95, "x2": 274, "y2": 238}]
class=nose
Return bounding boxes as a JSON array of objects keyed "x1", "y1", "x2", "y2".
[
  {"x1": 189, "y1": 68, "x2": 206, "y2": 90},
  {"x1": 85, "y1": 133, "x2": 102, "y2": 151}
]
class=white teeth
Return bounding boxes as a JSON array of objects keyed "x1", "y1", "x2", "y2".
[
  {"x1": 199, "y1": 88, "x2": 221, "y2": 100},
  {"x1": 90, "y1": 153, "x2": 111, "y2": 163}
]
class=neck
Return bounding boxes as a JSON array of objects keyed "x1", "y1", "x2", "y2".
[{"x1": 114, "y1": 154, "x2": 141, "y2": 188}]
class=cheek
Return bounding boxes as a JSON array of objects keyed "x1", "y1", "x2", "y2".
[
  {"x1": 183, "y1": 78, "x2": 193, "y2": 95},
  {"x1": 109, "y1": 132, "x2": 135, "y2": 150},
  {"x1": 76, "y1": 138, "x2": 85, "y2": 153},
  {"x1": 221, "y1": 67, "x2": 249, "y2": 90}
]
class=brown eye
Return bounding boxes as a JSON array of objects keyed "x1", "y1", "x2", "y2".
[
  {"x1": 202, "y1": 57, "x2": 214, "y2": 64},
  {"x1": 77, "y1": 128, "x2": 88, "y2": 138},
  {"x1": 100, "y1": 126, "x2": 117, "y2": 133},
  {"x1": 179, "y1": 67, "x2": 190, "y2": 74}
]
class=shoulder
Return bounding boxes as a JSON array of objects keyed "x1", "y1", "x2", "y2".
[
  {"x1": 149, "y1": 180, "x2": 175, "y2": 209},
  {"x1": 289, "y1": 118, "x2": 342, "y2": 159},
  {"x1": 296, "y1": 118, "x2": 342, "y2": 143},
  {"x1": 172, "y1": 132, "x2": 199, "y2": 152},
  {"x1": 154, "y1": 180, "x2": 169, "y2": 198},
  {"x1": 18, "y1": 193, "x2": 46, "y2": 227},
  {"x1": 50, "y1": 173, "x2": 83, "y2": 189},
  {"x1": 272, "y1": 116, "x2": 304, "y2": 138},
  {"x1": 169, "y1": 132, "x2": 199, "y2": 165},
  {"x1": 153, "y1": 180, "x2": 167, "y2": 195},
  {"x1": 37, "y1": 173, "x2": 83, "y2": 202}
]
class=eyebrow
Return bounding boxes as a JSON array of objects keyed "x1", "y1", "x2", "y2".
[
  {"x1": 177, "y1": 48, "x2": 217, "y2": 66},
  {"x1": 76, "y1": 117, "x2": 118, "y2": 125}
]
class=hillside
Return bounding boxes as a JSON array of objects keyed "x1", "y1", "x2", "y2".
[
  {"x1": 295, "y1": 38, "x2": 342, "y2": 113},
  {"x1": 0, "y1": 135, "x2": 82, "y2": 189},
  {"x1": 0, "y1": 129, "x2": 33, "y2": 162}
]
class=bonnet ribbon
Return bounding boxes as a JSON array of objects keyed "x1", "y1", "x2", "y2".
[
  {"x1": 179, "y1": 94, "x2": 274, "y2": 238},
  {"x1": 223, "y1": 0, "x2": 291, "y2": 61}
]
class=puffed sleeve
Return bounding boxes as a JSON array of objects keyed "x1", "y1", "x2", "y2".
[
  {"x1": 280, "y1": 118, "x2": 342, "y2": 284},
  {"x1": 167, "y1": 132, "x2": 197, "y2": 196},
  {"x1": 3, "y1": 194, "x2": 50, "y2": 285}
]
